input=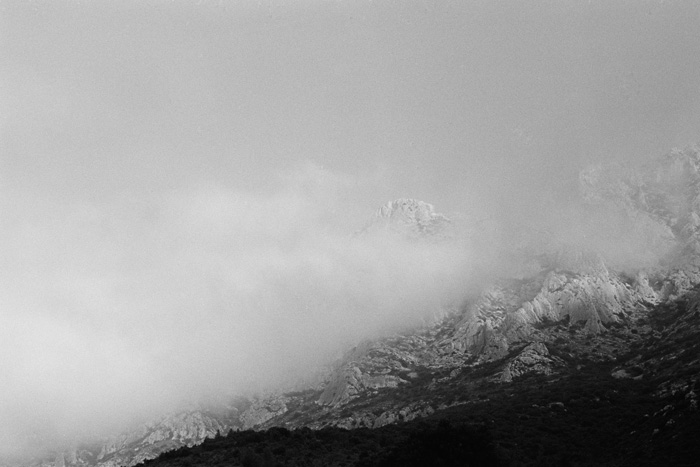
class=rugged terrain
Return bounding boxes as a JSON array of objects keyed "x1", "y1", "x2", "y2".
[{"x1": 6, "y1": 147, "x2": 700, "y2": 466}]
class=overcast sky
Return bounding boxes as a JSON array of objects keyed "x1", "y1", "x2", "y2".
[
  {"x1": 2, "y1": 0, "x2": 700, "y2": 455},
  {"x1": 3, "y1": 0, "x2": 700, "y2": 211}
]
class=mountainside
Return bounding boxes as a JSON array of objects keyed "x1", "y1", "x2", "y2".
[{"x1": 7, "y1": 146, "x2": 700, "y2": 467}]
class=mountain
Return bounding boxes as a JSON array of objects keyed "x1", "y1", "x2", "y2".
[
  {"x1": 356, "y1": 198, "x2": 454, "y2": 240},
  {"x1": 6, "y1": 146, "x2": 700, "y2": 467}
]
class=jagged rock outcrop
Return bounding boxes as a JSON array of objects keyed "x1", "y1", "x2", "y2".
[
  {"x1": 327, "y1": 402, "x2": 436, "y2": 430},
  {"x1": 358, "y1": 198, "x2": 453, "y2": 240},
  {"x1": 443, "y1": 259, "x2": 645, "y2": 364},
  {"x1": 317, "y1": 365, "x2": 406, "y2": 408},
  {"x1": 240, "y1": 396, "x2": 289, "y2": 429},
  {"x1": 64, "y1": 408, "x2": 240, "y2": 467},
  {"x1": 511, "y1": 267, "x2": 635, "y2": 333},
  {"x1": 657, "y1": 266, "x2": 700, "y2": 301},
  {"x1": 317, "y1": 341, "x2": 414, "y2": 408},
  {"x1": 500, "y1": 342, "x2": 560, "y2": 382},
  {"x1": 139, "y1": 411, "x2": 228, "y2": 445}
]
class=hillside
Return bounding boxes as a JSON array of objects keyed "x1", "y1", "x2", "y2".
[
  {"x1": 7, "y1": 146, "x2": 700, "y2": 467},
  {"x1": 127, "y1": 282, "x2": 700, "y2": 465}
]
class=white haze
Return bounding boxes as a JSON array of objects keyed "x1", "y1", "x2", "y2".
[
  {"x1": 2, "y1": 0, "x2": 700, "y2": 457},
  {"x1": 0, "y1": 158, "x2": 676, "y2": 453},
  {"x1": 0, "y1": 164, "x2": 474, "y2": 451}
]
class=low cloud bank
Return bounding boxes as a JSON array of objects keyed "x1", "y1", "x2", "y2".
[
  {"x1": 0, "y1": 151, "x2": 688, "y2": 455},
  {"x1": 0, "y1": 164, "x2": 473, "y2": 453}
]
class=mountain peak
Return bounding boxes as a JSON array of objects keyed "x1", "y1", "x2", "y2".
[
  {"x1": 359, "y1": 199, "x2": 452, "y2": 239},
  {"x1": 374, "y1": 199, "x2": 439, "y2": 221}
]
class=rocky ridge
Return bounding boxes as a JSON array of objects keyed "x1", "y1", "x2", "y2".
[{"x1": 7, "y1": 146, "x2": 700, "y2": 467}]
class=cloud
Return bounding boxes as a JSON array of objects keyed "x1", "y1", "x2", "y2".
[
  {"x1": 0, "y1": 152, "x2": 690, "y2": 457},
  {"x1": 2, "y1": 0, "x2": 700, "y2": 457},
  {"x1": 0, "y1": 163, "x2": 473, "y2": 453}
]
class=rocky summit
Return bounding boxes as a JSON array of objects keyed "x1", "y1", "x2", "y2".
[
  {"x1": 357, "y1": 198, "x2": 454, "y2": 240},
  {"x1": 6, "y1": 147, "x2": 700, "y2": 466}
]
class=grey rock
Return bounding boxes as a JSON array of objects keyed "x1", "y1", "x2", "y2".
[
  {"x1": 358, "y1": 198, "x2": 453, "y2": 240},
  {"x1": 240, "y1": 396, "x2": 289, "y2": 429},
  {"x1": 501, "y1": 342, "x2": 558, "y2": 383}
]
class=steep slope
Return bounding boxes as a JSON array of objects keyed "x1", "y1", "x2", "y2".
[
  {"x1": 8, "y1": 146, "x2": 700, "y2": 467},
  {"x1": 125, "y1": 283, "x2": 700, "y2": 466},
  {"x1": 243, "y1": 145, "x2": 700, "y2": 453}
]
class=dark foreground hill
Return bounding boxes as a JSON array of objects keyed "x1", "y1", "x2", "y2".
[
  {"x1": 133, "y1": 342, "x2": 700, "y2": 467},
  {"x1": 136, "y1": 420, "x2": 499, "y2": 467}
]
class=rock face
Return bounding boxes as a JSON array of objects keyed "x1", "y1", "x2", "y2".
[
  {"x1": 239, "y1": 396, "x2": 289, "y2": 430},
  {"x1": 317, "y1": 364, "x2": 405, "y2": 408},
  {"x1": 508, "y1": 267, "x2": 635, "y2": 333},
  {"x1": 89, "y1": 409, "x2": 236, "y2": 467},
  {"x1": 440, "y1": 262, "x2": 644, "y2": 364},
  {"x1": 316, "y1": 340, "x2": 417, "y2": 408},
  {"x1": 500, "y1": 342, "x2": 559, "y2": 383}
]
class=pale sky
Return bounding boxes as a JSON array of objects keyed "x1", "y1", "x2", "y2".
[
  {"x1": 3, "y1": 1, "x2": 700, "y2": 211},
  {"x1": 2, "y1": 0, "x2": 700, "y2": 455}
]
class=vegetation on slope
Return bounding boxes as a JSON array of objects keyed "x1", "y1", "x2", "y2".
[{"x1": 133, "y1": 364, "x2": 699, "y2": 467}]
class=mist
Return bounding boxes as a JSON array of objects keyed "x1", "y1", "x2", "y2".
[
  {"x1": 2, "y1": 0, "x2": 700, "y2": 457},
  {"x1": 0, "y1": 164, "x2": 475, "y2": 451}
]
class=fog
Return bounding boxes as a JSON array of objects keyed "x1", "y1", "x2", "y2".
[
  {"x1": 2, "y1": 0, "x2": 700, "y2": 456},
  {"x1": 0, "y1": 165, "x2": 474, "y2": 450}
]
